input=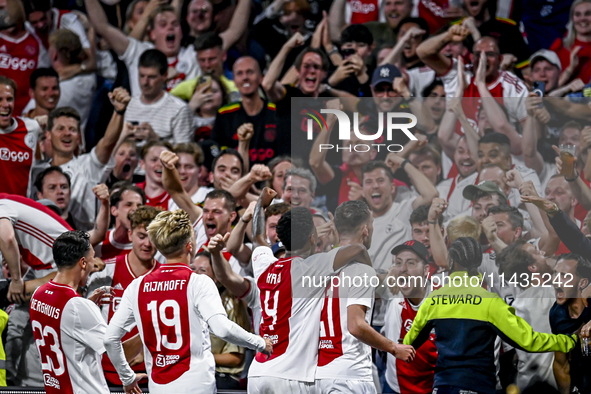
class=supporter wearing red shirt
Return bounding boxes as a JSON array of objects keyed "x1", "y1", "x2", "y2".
[
  {"x1": 135, "y1": 140, "x2": 173, "y2": 209},
  {"x1": 95, "y1": 183, "x2": 146, "y2": 260},
  {"x1": 0, "y1": 77, "x2": 39, "y2": 196},
  {"x1": 551, "y1": 0, "x2": 591, "y2": 85},
  {"x1": 0, "y1": 0, "x2": 49, "y2": 114}
]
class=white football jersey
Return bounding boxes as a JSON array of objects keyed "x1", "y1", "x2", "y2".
[
  {"x1": 248, "y1": 246, "x2": 338, "y2": 382},
  {"x1": 315, "y1": 261, "x2": 376, "y2": 381}
]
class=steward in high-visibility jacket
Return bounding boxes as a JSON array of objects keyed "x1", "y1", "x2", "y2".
[{"x1": 404, "y1": 237, "x2": 577, "y2": 394}]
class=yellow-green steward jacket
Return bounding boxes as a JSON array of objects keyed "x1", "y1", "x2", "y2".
[{"x1": 403, "y1": 271, "x2": 577, "y2": 394}]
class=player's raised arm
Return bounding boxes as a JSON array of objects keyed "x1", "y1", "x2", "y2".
[
  {"x1": 252, "y1": 187, "x2": 277, "y2": 249},
  {"x1": 333, "y1": 243, "x2": 371, "y2": 271},
  {"x1": 160, "y1": 150, "x2": 203, "y2": 223}
]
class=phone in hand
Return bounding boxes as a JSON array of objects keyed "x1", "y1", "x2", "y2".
[
  {"x1": 197, "y1": 75, "x2": 212, "y2": 93},
  {"x1": 532, "y1": 81, "x2": 545, "y2": 108},
  {"x1": 532, "y1": 81, "x2": 545, "y2": 97},
  {"x1": 340, "y1": 48, "x2": 356, "y2": 58}
]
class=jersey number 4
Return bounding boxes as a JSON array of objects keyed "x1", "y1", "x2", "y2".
[
  {"x1": 147, "y1": 300, "x2": 183, "y2": 352},
  {"x1": 31, "y1": 320, "x2": 65, "y2": 376}
]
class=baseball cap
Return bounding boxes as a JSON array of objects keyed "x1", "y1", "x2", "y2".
[
  {"x1": 463, "y1": 180, "x2": 507, "y2": 202},
  {"x1": 391, "y1": 240, "x2": 429, "y2": 263},
  {"x1": 272, "y1": 241, "x2": 286, "y2": 257},
  {"x1": 371, "y1": 64, "x2": 402, "y2": 87},
  {"x1": 529, "y1": 49, "x2": 562, "y2": 70}
]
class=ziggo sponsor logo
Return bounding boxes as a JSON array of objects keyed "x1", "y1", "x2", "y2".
[
  {"x1": 0, "y1": 54, "x2": 36, "y2": 71},
  {"x1": 0, "y1": 148, "x2": 30, "y2": 162}
]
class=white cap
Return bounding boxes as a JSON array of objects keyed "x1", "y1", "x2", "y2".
[{"x1": 529, "y1": 49, "x2": 562, "y2": 70}]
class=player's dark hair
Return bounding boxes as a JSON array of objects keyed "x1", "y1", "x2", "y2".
[
  {"x1": 212, "y1": 148, "x2": 244, "y2": 175},
  {"x1": 276, "y1": 207, "x2": 314, "y2": 251},
  {"x1": 487, "y1": 204, "x2": 523, "y2": 230},
  {"x1": 140, "y1": 140, "x2": 173, "y2": 160},
  {"x1": 24, "y1": 0, "x2": 51, "y2": 13},
  {"x1": 139, "y1": 49, "x2": 168, "y2": 75},
  {"x1": 557, "y1": 253, "x2": 591, "y2": 281},
  {"x1": 410, "y1": 204, "x2": 442, "y2": 225},
  {"x1": 194, "y1": 32, "x2": 223, "y2": 51},
  {"x1": 497, "y1": 239, "x2": 534, "y2": 285},
  {"x1": 294, "y1": 47, "x2": 329, "y2": 72},
  {"x1": 361, "y1": 161, "x2": 394, "y2": 181},
  {"x1": 48, "y1": 107, "x2": 81, "y2": 132},
  {"x1": 205, "y1": 189, "x2": 236, "y2": 212},
  {"x1": 335, "y1": 200, "x2": 371, "y2": 235},
  {"x1": 341, "y1": 24, "x2": 374, "y2": 46},
  {"x1": 34, "y1": 166, "x2": 71, "y2": 192},
  {"x1": 53, "y1": 230, "x2": 91, "y2": 269},
  {"x1": 29, "y1": 68, "x2": 59, "y2": 89},
  {"x1": 448, "y1": 237, "x2": 482, "y2": 276},
  {"x1": 110, "y1": 183, "x2": 147, "y2": 208}
]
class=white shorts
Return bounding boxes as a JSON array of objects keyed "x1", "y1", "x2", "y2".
[
  {"x1": 248, "y1": 376, "x2": 315, "y2": 394},
  {"x1": 314, "y1": 379, "x2": 377, "y2": 394}
]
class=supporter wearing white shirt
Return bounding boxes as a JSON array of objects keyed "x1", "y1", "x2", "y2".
[
  {"x1": 362, "y1": 158, "x2": 437, "y2": 328},
  {"x1": 437, "y1": 136, "x2": 479, "y2": 224},
  {"x1": 30, "y1": 88, "x2": 130, "y2": 231},
  {"x1": 124, "y1": 49, "x2": 193, "y2": 144},
  {"x1": 496, "y1": 241, "x2": 558, "y2": 392},
  {"x1": 84, "y1": 0, "x2": 200, "y2": 96},
  {"x1": 478, "y1": 132, "x2": 542, "y2": 195},
  {"x1": 363, "y1": 158, "x2": 438, "y2": 274}
]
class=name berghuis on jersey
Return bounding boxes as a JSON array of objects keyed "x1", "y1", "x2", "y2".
[{"x1": 30, "y1": 298, "x2": 60, "y2": 319}]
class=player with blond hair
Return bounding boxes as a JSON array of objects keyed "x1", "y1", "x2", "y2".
[{"x1": 103, "y1": 209, "x2": 272, "y2": 394}]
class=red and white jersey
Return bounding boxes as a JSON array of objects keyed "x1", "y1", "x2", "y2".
[
  {"x1": 30, "y1": 281, "x2": 109, "y2": 394},
  {"x1": 0, "y1": 194, "x2": 72, "y2": 270},
  {"x1": 87, "y1": 253, "x2": 159, "y2": 384},
  {"x1": 0, "y1": 31, "x2": 49, "y2": 114},
  {"x1": 0, "y1": 117, "x2": 39, "y2": 196},
  {"x1": 135, "y1": 182, "x2": 171, "y2": 210},
  {"x1": 346, "y1": 0, "x2": 379, "y2": 24},
  {"x1": 109, "y1": 263, "x2": 227, "y2": 393},
  {"x1": 384, "y1": 294, "x2": 437, "y2": 394},
  {"x1": 249, "y1": 246, "x2": 338, "y2": 382},
  {"x1": 441, "y1": 59, "x2": 528, "y2": 134},
  {"x1": 94, "y1": 229, "x2": 132, "y2": 261},
  {"x1": 316, "y1": 262, "x2": 376, "y2": 381}
]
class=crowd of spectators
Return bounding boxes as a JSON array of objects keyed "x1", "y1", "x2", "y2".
[{"x1": 0, "y1": 0, "x2": 591, "y2": 392}]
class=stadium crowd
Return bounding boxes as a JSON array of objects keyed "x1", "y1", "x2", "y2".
[{"x1": 0, "y1": 0, "x2": 590, "y2": 392}]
